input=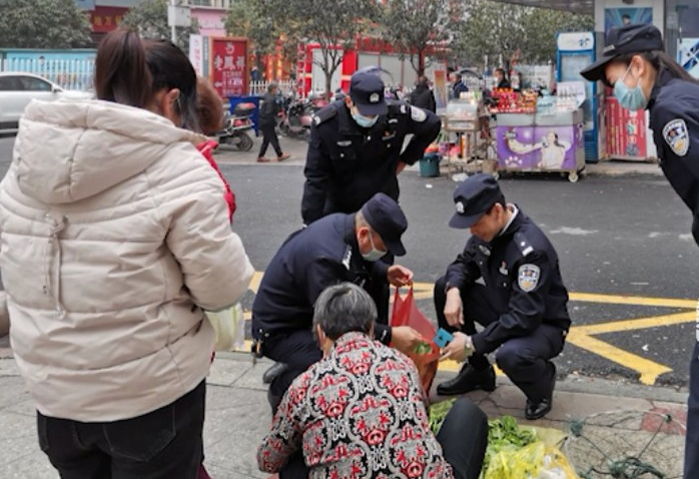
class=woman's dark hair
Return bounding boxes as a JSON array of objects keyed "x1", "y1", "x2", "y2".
[
  {"x1": 94, "y1": 29, "x2": 200, "y2": 132},
  {"x1": 196, "y1": 77, "x2": 224, "y2": 136},
  {"x1": 607, "y1": 50, "x2": 699, "y2": 87}
]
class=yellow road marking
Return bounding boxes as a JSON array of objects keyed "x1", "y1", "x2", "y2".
[
  {"x1": 568, "y1": 292, "x2": 698, "y2": 309},
  {"x1": 574, "y1": 311, "x2": 696, "y2": 335},
  {"x1": 240, "y1": 272, "x2": 698, "y2": 385},
  {"x1": 566, "y1": 330, "x2": 673, "y2": 385}
]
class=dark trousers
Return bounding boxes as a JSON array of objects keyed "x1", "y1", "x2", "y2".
[
  {"x1": 258, "y1": 122, "x2": 282, "y2": 158},
  {"x1": 262, "y1": 329, "x2": 321, "y2": 479},
  {"x1": 434, "y1": 276, "x2": 565, "y2": 401},
  {"x1": 437, "y1": 397, "x2": 489, "y2": 479},
  {"x1": 37, "y1": 381, "x2": 206, "y2": 479},
  {"x1": 685, "y1": 341, "x2": 699, "y2": 479}
]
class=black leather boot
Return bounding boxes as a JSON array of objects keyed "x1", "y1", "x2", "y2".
[
  {"x1": 525, "y1": 397, "x2": 552, "y2": 420},
  {"x1": 262, "y1": 362, "x2": 289, "y2": 384},
  {"x1": 437, "y1": 363, "x2": 496, "y2": 396},
  {"x1": 525, "y1": 364, "x2": 556, "y2": 420}
]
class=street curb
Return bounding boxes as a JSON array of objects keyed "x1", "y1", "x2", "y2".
[{"x1": 216, "y1": 351, "x2": 688, "y2": 405}]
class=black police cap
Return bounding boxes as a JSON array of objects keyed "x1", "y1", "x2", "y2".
[
  {"x1": 349, "y1": 71, "x2": 388, "y2": 116},
  {"x1": 449, "y1": 174, "x2": 504, "y2": 229},
  {"x1": 360, "y1": 193, "x2": 407, "y2": 256},
  {"x1": 581, "y1": 23, "x2": 663, "y2": 82}
]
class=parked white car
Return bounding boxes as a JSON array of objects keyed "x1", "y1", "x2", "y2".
[{"x1": 0, "y1": 72, "x2": 92, "y2": 133}]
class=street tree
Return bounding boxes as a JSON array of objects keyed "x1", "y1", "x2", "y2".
[
  {"x1": 380, "y1": 0, "x2": 464, "y2": 77},
  {"x1": 520, "y1": 7, "x2": 595, "y2": 63},
  {"x1": 269, "y1": 0, "x2": 379, "y2": 96},
  {"x1": 225, "y1": 0, "x2": 283, "y2": 73},
  {"x1": 453, "y1": 0, "x2": 593, "y2": 68},
  {"x1": 0, "y1": 0, "x2": 92, "y2": 49},
  {"x1": 121, "y1": 0, "x2": 199, "y2": 52}
]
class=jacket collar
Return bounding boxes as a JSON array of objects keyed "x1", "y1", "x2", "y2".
[
  {"x1": 492, "y1": 204, "x2": 525, "y2": 244},
  {"x1": 498, "y1": 203, "x2": 520, "y2": 237},
  {"x1": 647, "y1": 68, "x2": 675, "y2": 112},
  {"x1": 332, "y1": 331, "x2": 373, "y2": 352}
]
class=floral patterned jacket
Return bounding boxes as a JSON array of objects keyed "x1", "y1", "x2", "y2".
[{"x1": 257, "y1": 332, "x2": 454, "y2": 479}]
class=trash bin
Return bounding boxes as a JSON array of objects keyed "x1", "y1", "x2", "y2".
[
  {"x1": 419, "y1": 153, "x2": 441, "y2": 177},
  {"x1": 228, "y1": 95, "x2": 261, "y2": 135}
]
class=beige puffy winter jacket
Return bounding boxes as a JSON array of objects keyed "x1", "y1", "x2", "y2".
[{"x1": 0, "y1": 99, "x2": 254, "y2": 421}]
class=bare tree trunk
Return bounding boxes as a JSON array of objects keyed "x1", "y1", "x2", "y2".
[
  {"x1": 325, "y1": 68, "x2": 332, "y2": 99},
  {"x1": 417, "y1": 49, "x2": 425, "y2": 77}
]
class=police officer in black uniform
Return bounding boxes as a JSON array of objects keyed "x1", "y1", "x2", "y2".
[
  {"x1": 302, "y1": 70, "x2": 441, "y2": 225},
  {"x1": 252, "y1": 193, "x2": 422, "y2": 405},
  {"x1": 435, "y1": 175, "x2": 570, "y2": 420},
  {"x1": 302, "y1": 70, "x2": 440, "y2": 326},
  {"x1": 581, "y1": 23, "x2": 699, "y2": 479}
]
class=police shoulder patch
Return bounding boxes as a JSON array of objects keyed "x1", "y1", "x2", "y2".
[
  {"x1": 518, "y1": 264, "x2": 540, "y2": 292},
  {"x1": 662, "y1": 118, "x2": 689, "y2": 157},
  {"x1": 514, "y1": 232, "x2": 535, "y2": 257},
  {"x1": 410, "y1": 105, "x2": 427, "y2": 122},
  {"x1": 313, "y1": 105, "x2": 338, "y2": 126}
]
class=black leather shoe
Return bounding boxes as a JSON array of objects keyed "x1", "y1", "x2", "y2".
[
  {"x1": 437, "y1": 364, "x2": 496, "y2": 396},
  {"x1": 525, "y1": 397, "x2": 552, "y2": 420},
  {"x1": 525, "y1": 365, "x2": 556, "y2": 420},
  {"x1": 262, "y1": 362, "x2": 289, "y2": 385}
]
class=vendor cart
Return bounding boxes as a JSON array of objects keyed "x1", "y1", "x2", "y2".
[
  {"x1": 494, "y1": 109, "x2": 586, "y2": 183},
  {"x1": 442, "y1": 98, "x2": 497, "y2": 179}
]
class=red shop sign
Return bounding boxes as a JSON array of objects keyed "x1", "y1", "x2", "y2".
[
  {"x1": 90, "y1": 6, "x2": 127, "y2": 33},
  {"x1": 209, "y1": 37, "x2": 248, "y2": 97}
]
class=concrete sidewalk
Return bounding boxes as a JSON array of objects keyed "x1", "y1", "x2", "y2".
[
  {"x1": 0, "y1": 339, "x2": 688, "y2": 478},
  {"x1": 214, "y1": 135, "x2": 664, "y2": 177}
]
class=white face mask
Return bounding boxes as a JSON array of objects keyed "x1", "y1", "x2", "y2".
[
  {"x1": 351, "y1": 108, "x2": 379, "y2": 128},
  {"x1": 361, "y1": 233, "x2": 387, "y2": 262}
]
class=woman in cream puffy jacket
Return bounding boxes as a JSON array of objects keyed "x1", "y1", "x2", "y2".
[{"x1": 0, "y1": 30, "x2": 253, "y2": 478}]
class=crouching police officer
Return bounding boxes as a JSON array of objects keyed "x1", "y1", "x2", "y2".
[
  {"x1": 436, "y1": 174, "x2": 570, "y2": 420},
  {"x1": 252, "y1": 193, "x2": 423, "y2": 410}
]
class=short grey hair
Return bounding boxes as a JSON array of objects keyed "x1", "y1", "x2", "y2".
[
  {"x1": 267, "y1": 82, "x2": 278, "y2": 93},
  {"x1": 313, "y1": 283, "x2": 377, "y2": 340}
]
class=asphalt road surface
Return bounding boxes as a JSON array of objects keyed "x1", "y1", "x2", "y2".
[{"x1": 1, "y1": 134, "x2": 698, "y2": 387}]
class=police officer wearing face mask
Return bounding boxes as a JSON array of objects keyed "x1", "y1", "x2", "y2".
[
  {"x1": 302, "y1": 70, "x2": 441, "y2": 226},
  {"x1": 252, "y1": 193, "x2": 423, "y2": 411},
  {"x1": 582, "y1": 23, "x2": 699, "y2": 479},
  {"x1": 435, "y1": 175, "x2": 571, "y2": 420}
]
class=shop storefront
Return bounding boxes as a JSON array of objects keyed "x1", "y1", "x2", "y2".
[{"x1": 493, "y1": 0, "x2": 699, "y2": 163}]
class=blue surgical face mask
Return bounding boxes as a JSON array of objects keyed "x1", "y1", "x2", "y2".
[
  {"x1": 361, "y1": 233, "x2": 387, "y2": 262},
  {"x1": 614, "y1": 64, "x2": 648, "y2": 111},
  {"x1": 351, "y1": 108, "x2": 379, "y2": 128}
]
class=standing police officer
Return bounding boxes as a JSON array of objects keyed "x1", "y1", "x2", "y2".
[
  {"x1": 302, "y1": 70, "x2": 441, "y2": 225},
  {"x1": 436, "y1": 174, "x2": 570, "y2": 420},
  {"x1": 581, "y1": 23, "x2": 699, "y2": 478}
]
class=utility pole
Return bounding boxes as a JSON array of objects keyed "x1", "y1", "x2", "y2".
[{"x1": 170, "y1": 0, "x2": 177, "y2": 44}]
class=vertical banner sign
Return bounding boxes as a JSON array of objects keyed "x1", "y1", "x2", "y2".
[
  {"x1": 189, "y1": 34, "x2": 204, "y2": 76},
  {"x1": 210, "y1": 37, "x2": 249, "y2": 97},
  {"x1": 433, "y1": 69, "x2": 448, "y2": 113}
]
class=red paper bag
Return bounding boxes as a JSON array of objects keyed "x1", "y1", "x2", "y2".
[{"x1": 390, "y1": 287, "x2": 440, "y2": 394}]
